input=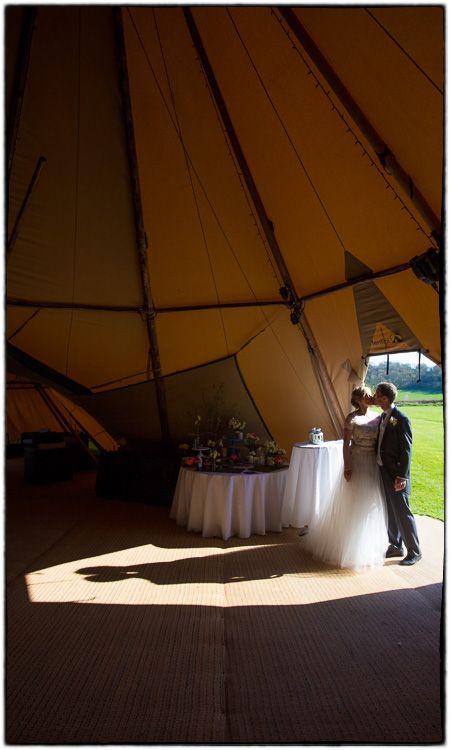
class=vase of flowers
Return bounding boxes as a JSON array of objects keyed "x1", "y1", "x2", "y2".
[
  {"x1": 206, "y1": 439, "x2": 223, "y2": 472},
  {"x1": 263, "y1": 440, "x2": 288, "y2": 467},
  {"x1": 192, "y1": 415, "x2": 202, "y2": 449},
  {"x1": 228, "y1": 417, "x2": 246, "y2": 441}
]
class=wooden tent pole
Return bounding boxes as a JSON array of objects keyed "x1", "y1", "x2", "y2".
[
  {"x1": 35, "y1": 386, "x2": 67, "y2": 432},
  {"x1": 6, "y1": 257, "x2": 415, "y2": 313},
  {"x1": 7, "y1": 297, "x2": 283, "y2": 312},
  {"x1": 278, "y1": 8, "x2": 441, "y2": 245},
  {"x1": 113, "y1": 9, "x2": 171, "y2": 444},
  {"x1": 36, "y1": 386, "x2": 98, "y2": 466},
  {"x1": 7, "y1": 7, "x2": 37, "y2": 175},
  {"x1": 7, "y1": 156, "x2": 47, "y2": 259},
  {"x1": 45, "y1": 390, "x2": 107, "y2": 456},
  {"x1": 183, "y1": 8, "x2": 345, "y2": 434},
  {"x1": 7, "y1": 342, "x2": 92, "y2": 396}
]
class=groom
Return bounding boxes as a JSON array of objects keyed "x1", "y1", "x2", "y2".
[{"x1": 374, "y1": 382, "x2": 422, "y2": 566}]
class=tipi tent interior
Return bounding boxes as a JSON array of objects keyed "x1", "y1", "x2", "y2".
[
  {"x1": 5, "y1": 5, "x2": 443, "y2": 744},
  {"x1": 6, "y1": 5, "x2": 442, "y2": 452}
]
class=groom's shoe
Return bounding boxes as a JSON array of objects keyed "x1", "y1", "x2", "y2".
[
  {"x1": 399, "y1": 552, "x2": 422, "y2": 566},
  {"x1": 385, "y1": 545, "x2": 404, "y2": 558}
]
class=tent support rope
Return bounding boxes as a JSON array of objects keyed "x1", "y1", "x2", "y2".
[
  {"x1": 278, "y1": 7, "x2": 441, "y2": 246},
  {"x1": 184, "y1": 7, "x2": 345, "y2": 435},
  {"x1": 114, "y1": 8, "x2": 171, "y2": 444}
]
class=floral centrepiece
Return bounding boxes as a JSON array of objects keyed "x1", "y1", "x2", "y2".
[
  {"x1": 263, "y1": 440, "x2": 287, "y2": 466},
  {"x1": 228, "y1": 417, "x2": 246, "y2": 432},
  {"x1": 180, "y1": 413, "x2": 288, "y2": 472}
]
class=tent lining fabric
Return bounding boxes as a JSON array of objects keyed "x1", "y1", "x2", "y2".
[
  {"x1": 126, "y1": 7, "x2": 282, "y2": 305},
  {"x1": 364, "y1": 9, "x2": 442, "y2": 95},
  {"x1": 5, "y1": 5, "x2": 442, "y2": 451},
  {"x1": 226, "y1": 7, "x2": 348, "y2": 255},
  {"x1": 276, "y1": 7, "x2": 440, "y2": 244},
  {"x1": 184, "y1": 7, "x2": 345, "y2": 435}
]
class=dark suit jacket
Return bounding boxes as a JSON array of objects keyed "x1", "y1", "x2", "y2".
[{"x1": 378, "y1": 406, "x2": 412, "y2": 479}]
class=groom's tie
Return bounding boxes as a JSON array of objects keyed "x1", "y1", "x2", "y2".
[{"x1": 377, "y1": 412, "x2": 388, "y2": 466}]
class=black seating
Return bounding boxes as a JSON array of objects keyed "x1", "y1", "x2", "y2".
[
  {"x1": 95, "y1": 442, "x2": 178, "y2": 505},
  {"x1": 22, "y1": 431, "x2": 73, "y2": 483}
]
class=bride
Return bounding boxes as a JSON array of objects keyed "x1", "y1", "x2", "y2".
[{"x1": 303, "y1": 385, "x2": 388, "y2": 569}]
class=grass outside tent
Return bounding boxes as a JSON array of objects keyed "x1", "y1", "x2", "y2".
[
  {"x1": 395, "y1": 400, "x2": 444, "y2": 521},
  {"x1": 397, "y1": 390, "x2": 442, "y2": 402}
]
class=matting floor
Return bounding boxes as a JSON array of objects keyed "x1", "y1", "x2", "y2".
[{"x1": 6, "y1": 459, "x2": 443, "y2": 743}]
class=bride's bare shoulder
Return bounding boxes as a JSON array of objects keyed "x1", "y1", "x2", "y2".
[{"x1": 344, "y1": 411, "x2": 357, "y2": 429}]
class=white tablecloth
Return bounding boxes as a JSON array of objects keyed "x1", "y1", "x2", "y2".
[
  {"x1": 281, "y1": 440, "x2": 344, "y2": 528},
  {"x1": 170, "y1": 466, "x2": 288, "y2": 540}
]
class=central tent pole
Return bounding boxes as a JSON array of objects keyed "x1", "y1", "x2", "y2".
[
  {"x1": 114, "y1": 9, "x2": 171, "y2": 444},
  {"x1": 183, "y1": 7, "x2": 345, "y2": 434}
]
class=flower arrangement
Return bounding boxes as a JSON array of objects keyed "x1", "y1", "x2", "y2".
[
  {"x1": 182, "y1": 455, "x2": 199, "y2": 467},
  {"x1": 389, "y1": 417, "x2": 398, "y2": 427},
  {"x1": 206, "y1": 439, "x2": 224, "y2": 469},
  {"x1": 180, "y1": 407, "x2": 288, "y2": 471},
  {"x1": 228, "y1": 417, "x2": 246, "y2": 432},
  {"x1": 263, "y1": 440, "x2": 288, "y2": 467}
]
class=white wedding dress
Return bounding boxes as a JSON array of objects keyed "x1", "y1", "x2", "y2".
[{"x1": 304, "y1": 412, "x2": 388, "y2": 569}]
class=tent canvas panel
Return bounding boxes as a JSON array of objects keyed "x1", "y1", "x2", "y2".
[
  {"x1": 237, "y1": 315, "x2": 337, "y2": 449},
  {"x1": 7, "y1": 6, "x2": 142, "y2": 308},
  {"x1": 5, "y1": 5, "x2": 442, "y2": 449},
  {"x1": 293, "y1": 6, "x2": 443, "y2": 214},
  {"x1": 6, "y1": 380, "x2": 118, "y2": 451},
  {"x1": 73, "y1": 355, "x2": 272, "y2": 446}
]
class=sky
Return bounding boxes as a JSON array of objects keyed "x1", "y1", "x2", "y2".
[{"x1": 368, "y1": 352, "x2": 437, "y2": 368}]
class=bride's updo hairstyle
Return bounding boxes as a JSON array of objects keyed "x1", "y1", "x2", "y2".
[{"x1": 350, "y1": 385, "x2": 372, "y2": 409}]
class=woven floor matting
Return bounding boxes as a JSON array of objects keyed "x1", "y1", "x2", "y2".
[{"x1": 6, "y1": 459, "x2": 443, "y2": 743}]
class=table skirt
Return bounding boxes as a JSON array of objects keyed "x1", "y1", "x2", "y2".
[
  {"x1": 281, "y1": 440, "x2": 344, "y2": 528},
  {"x1": 170, "y1": 467, "x2": 288, "y2": 540}
]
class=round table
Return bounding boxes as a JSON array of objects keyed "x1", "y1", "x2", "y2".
[
  {"x1": 281, "y1": 440, "x2": 344, "y2": 528},
  {"x1": 170, "y1": 466, "x2": 289, "y2": 540}
]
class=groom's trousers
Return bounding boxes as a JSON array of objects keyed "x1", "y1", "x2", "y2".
[{"x1": 380, "y1": 467, "x2": 421, "y2": 556}]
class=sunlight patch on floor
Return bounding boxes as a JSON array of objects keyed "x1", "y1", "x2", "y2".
[{"x1": 25, "y1": 515, "x2": 442, "y2": 607}]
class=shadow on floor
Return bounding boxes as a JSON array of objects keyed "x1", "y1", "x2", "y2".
[{"x1": 73, "y1": 542, "x2": 388, "y2": 585}]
